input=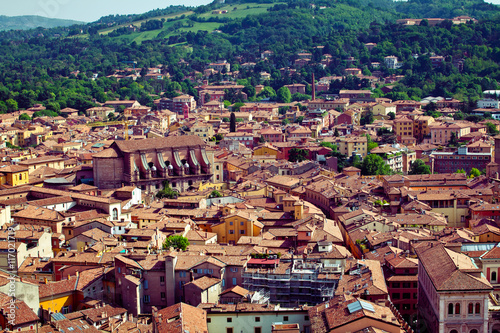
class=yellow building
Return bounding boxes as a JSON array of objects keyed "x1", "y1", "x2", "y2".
[
  {"x1": 413, "y1": 115, "x2": 435, "y2": 142},
  {"x1": 52, "y1": 142, "x2": 83, "y2": 153},
  {"x1": 191, "y1": 122, "x2": 214, "y2": 142},
  {"x1": 18, "y1": 156, "x2": 65, "y2": 173},
  {"x1": 211, "y1": 207, "x2": 263, "y2": 245},
  {"x1": 394, "y1": 116, "x2": 414, "y2": 139},
  {"x1": 337, "y1": 136, "x2": 368, "y2": 157},
  {"x1": 39, "y1": 278, "x2": 76, "y2": 315},
  {"x1": 253, "y1": 144, "x2": 279, "y2": 157},
  {"x1": 372, "y1": 103, "x2": 396, "y2": 117},
  {"x1": 16, "y1": 125, "x2": 45, "y2": 147},
  {"x1": 0, "y1": 165, "x2": 29, "y2": 186}
]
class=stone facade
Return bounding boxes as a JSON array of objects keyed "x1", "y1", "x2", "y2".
[{"x1": 93, "y1": 136, "x2": 213, "y2": 193}]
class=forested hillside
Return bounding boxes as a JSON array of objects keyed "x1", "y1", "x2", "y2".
[
  {"x1": 0, "y1": 15, "x2": 83, "y2": 31},
  {"x1": 0, "y1": 0, "x2": 498, "y2": 117}
]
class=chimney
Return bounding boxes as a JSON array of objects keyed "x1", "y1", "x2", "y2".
[{"x1": 311, "y1": 73, "x2": 315, "y2": 101}]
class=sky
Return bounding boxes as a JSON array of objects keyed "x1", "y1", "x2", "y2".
[
  {"x1": 1, "y1": 0, "x2": 499, "y2": 22},
  {"x1": 1, "y1": 0, "x2": 212, "y2": 22}
]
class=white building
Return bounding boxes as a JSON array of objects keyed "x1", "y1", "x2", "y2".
[
  {"x1": 201, "y1": 303, "x2": 310, "y2": 333},
  {"x1": 477, "y1": 99, "x2": 500, "y2": 109},
  {"x1": 384, "y1": 56, "x2": 399, "y2": 69}
]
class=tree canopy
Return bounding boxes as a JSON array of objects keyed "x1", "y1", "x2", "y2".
[
  {"x1": 360, "y1": 154, "x2": 392, "y2": 175},
  {"x1": 409, "y1": 159, "x2": 431, "y2": 175},
  {"x1": 162, "y1": 234, "x2": 190, "y2": 251}
]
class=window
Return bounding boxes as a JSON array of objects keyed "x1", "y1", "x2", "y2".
[
  {"x1": 469, "y1": 303, "x2": 474, "y2": 314},
  {"x1": 475, "y1": 303, "x2": 480, "y2": 314},
  {"x1": 255, "y1": 317, "x2": 261, "y2": 322},
  {"x1": 144, "y1": 295, "x2": 150, "y2": 303},
  {"x1": 240, "y1": 221, "x2": 244, "y2": 226},
  {"x1": 403, "y1": 293, "x2": 410, "y2": 299},
  {"x1": 160, "y1": 276, "x2": 165, "y2": 283},
  {"x1": 240, "y1": 230, "x2": 245, "y2": 234},
  {"x1": 231, "y1": 268, "x2": 238, "y2": 273},
  {"x1": 455, "y1": 303, "x2": 460, "y2": 315},
  {"x1": 180, "y1": 271, "x2": 187, "y2": 278},
  {"x1": 226, "y1": 328, "x2": 233, "y2": 333},
  {"x1": 62, "y1": 306, "x2": 70, "y2": 314},
  {"x1": 392, "y1": 293, "x2": 400, "y2": 300},
  {"x1": 392, "y1": 282, "x2": 400, "y2": 288},
  {"x1": 117, "y1": 267, "x2": 121, "y2": 273},
  {"x1": 112, "y1": 208, "x2": 118, "y2": 220},
  {"x1": 229, "y1": 222, "x2": 233, "y2": 225},
  {"x1": 161, "y1": 292, "x2": 165, "y2": 299},
  {"x1": 493, "y1": 271, "x2": 497, "y2": 282},
  {"x1": 144, "y1": 280, "x2": 148, "y2": 289},
  {"x1": 227, "y1": 318, "x2": 232, "y2": 323},
  {"x1": 255, "y1": 328, "x2": 262, "y2": 333},
  {"x1": 232, "y1": 278, "x2": 237, "y2": 286},
  {"x1": 283, "y1": 316, "x2": 289, "y2": 321},
  {"x1": 470, "y1": 330, "x2": 478, "y2": 333},
  {"x1": 197, "y1": 269, "x2": 203, "y2": 274},
  {"x1": 448, "y1": 303, "x2": 454, "y2": 315},
  {"x1": 229, "y1": 230, "x2": 234, "y2": 234}
]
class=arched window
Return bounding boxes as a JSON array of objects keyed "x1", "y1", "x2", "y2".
[
  {"x1": 493, "y1": 271, "x2": 497, "y2": 281},
  {"x1": 470, "y1": 330, "x2": 478, "y2": 333},
  {"x1": 112, "y1": 208, "x2": 118, "y2": 220},
  {"x1": 450, "y1": 330, "x2": 458, "y2": 333},
  {"x1": 455, "y1": 303, "x2": 460, "y2": 315},
  {"x1": 475, "y1": 303, "x2": 480, "y2": 314},
  {"x1": 468, "y1": 303, "x2": 474, "y2": 314},
  {"x1": 448, "y1": 303, "x2": 454, "y2": 314}
]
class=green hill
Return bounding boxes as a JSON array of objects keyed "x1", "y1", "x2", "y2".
[{"x1": 0, "y1": 15, "x2": 84, "y2": 31}]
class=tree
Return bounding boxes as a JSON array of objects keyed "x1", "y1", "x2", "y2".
[
  {"x1": 388, "y1": 112, "x2": 396, "y2": 120},
  {"x1": 409, "y1": 159, "x2": 431, "y2": 175},
  {"x1": 18, "y1": 113, "x2": 31, "y2": 121},
  {"x1": 334, "y1": 128, "x2": 340, "y2": 137},
  {"x1": 276, "y1": 86, "x2": 292, "y2": 103},
  {"x1": 455, "y1": 169, "x2": 466, "y2": 174},
  {"x1": 365, "y1": 134, "x2": 378, "y2": 152},
  {"x1": 360, "y1": 111, "x2": 374, "y2": 125},
  {"x1": 282, "y1": 119, "x2": 290, "y2": 125},
  {"x1": 486, "y1": 122, "x2": 499, "y2": 135},
  {"x1": 469, "y1": 168, "x2": 481, "y2": 178},
  {"x1": 162, "y1": 235, "x2": 189, "y2": 251},
  {"x1": 360, "y1": 154, "x2": 392, "y2": 175},
  {"x1": 156, "y1": 180, "x2": 179, "y2": 199},
  {"x1": 449, "y1": 131, "x2": 459, "y2": 146},
  {"x1": 230, "y1": 112, "x2": 236, "y2": 132},
  {"x1": 209, "y1": 190, "x2": 222, "y2": 198},
  {"x1": 288, "y1": 148, "x2": 308, "y2": 162},
  {"x1": 6, "y1": 99, "x2": 18, "y2": 112}
]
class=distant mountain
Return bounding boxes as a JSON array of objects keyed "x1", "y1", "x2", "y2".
[{"x1": 0, "y1": 15, "x2": 84, "y2": 31}]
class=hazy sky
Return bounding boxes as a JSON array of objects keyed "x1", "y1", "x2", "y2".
[
  {"x1": 1, "y1": 0, "x2": 212, "y2": 22},
  {"x1": 1, "y1": 0, "x2": 499, "y2": 22}
]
